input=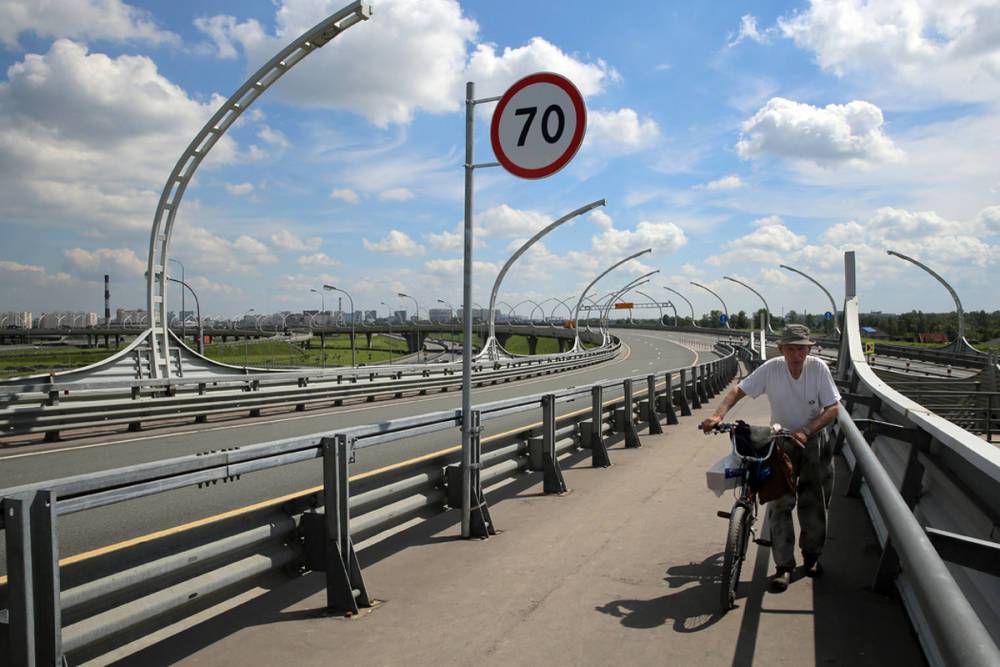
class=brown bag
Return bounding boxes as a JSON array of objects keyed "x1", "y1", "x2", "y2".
[{"x1": 756, "y1": 446, "x2": 795, "y2": 504}]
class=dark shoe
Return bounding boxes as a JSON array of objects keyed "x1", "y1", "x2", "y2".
[
  {"x1": 771, "y1": 568, "x2": 792, "y2": 591},
  {"x1": 803, "y1": 554, "x2": 823, "y2": 577}
]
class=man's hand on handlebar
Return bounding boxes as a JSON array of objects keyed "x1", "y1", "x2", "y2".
[
  {"x1": 791, "y1": 430, "x2": 809, "y2": 447},
  {"x1": 700, "y1": 415, "x2": 722, "y2": 433}
]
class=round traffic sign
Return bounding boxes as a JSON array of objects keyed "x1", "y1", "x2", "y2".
[
  {"x1": 490, "y1": 72, "x2": 586, "y2": 179},
  {"x1": 824, "y1": 311, "x2": 833, "y2": 320},
  {"x1": 719, "y1": 314, "x2": 729, "y2": 323}
]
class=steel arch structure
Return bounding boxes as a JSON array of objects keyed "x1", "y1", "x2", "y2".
[{"x1": 145, "y1": 1, "x2": 372, "y2": 378}]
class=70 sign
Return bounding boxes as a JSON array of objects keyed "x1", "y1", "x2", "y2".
[{"x1": 490, "y1": 72, "x2": 587, "y2": 180}]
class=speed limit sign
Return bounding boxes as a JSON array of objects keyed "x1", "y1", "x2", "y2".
[{"x1": 490, "y1": 72, "x2": 586, "y2": 179}]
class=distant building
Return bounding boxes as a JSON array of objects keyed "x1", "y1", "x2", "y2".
[
  {"x1": 1, "y1": 311, "x2": 32, "y2": 328},
  {"x1": 393, "y1": 310, "x2": 407, "y2": 324},
  {"x1": 428, "y1": 308, "x2": 452, "y2": 323},
  {"x1": 364, "y1": 310, "x2": 377, "y2": 322}
]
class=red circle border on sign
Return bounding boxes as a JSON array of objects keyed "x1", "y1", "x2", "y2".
[{"x1": 490, "y1": 72, "x2": 587, "y2": 180}]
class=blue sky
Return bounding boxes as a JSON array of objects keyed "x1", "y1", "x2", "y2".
[{"x1": 0, "y1": 0, "x2": 998, "y2": 322}]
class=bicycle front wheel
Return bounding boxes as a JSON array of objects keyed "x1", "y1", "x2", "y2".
[{"x1": 721, "y1": 503, "x2": 749, "y2": 611}]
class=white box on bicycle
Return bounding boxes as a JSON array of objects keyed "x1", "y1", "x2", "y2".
[{"x1": 706, "y1": 453, "x2": 745, "y2": 497}]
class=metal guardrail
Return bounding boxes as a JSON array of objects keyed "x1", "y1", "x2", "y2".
[
  {"x1": 834, "y1": 268, "x2": 1000, "y2": 665},
  {"x1": 0, "y1": 341, "x2": 618, "y2": 441},
  {"x1": 0, "y1": 345, "x2": 737, "y2": 664}
]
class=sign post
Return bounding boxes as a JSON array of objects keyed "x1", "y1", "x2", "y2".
[{"x1": 460, "y1": 73, "x2": 586, "y2": 538}]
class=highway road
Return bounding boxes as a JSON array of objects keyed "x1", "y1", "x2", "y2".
[{"x1": 0, "y1": 328, "x2": 722, "y2": 575}]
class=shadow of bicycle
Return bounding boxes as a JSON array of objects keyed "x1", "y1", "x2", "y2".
[{"x1": 595, "y1": 552, "x2": 727, "y2": 632}]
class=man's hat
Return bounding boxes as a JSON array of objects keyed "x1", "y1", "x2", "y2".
[{"x1": 778, "y1": 324, "x2": 815, "y2": 346}]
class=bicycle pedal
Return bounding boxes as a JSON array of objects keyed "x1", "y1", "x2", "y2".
[
  {"x1": 754, "y1": 538, "x2": 773, "y2": 547},
  {"x1": 717, "y1": 510, "x2": 731, "y2": 519}
]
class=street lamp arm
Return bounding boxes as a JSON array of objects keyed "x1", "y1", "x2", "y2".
[
  {"x1": 690, "y1": 281, "x2": 730, "y2": 328},
  {"x1": 634, "y1": 289, "x2": 663, "y2": 325},
  {"x1": 572, "y1": 248, "x2": 652, "y2": 342},
  {"x1": 602, "y1": 272, "x2": 658, "y2": 325},
  {"x1": 662, "y1": 286, "x2": 696, "y2": 326},
  {"x1": 779, "y1": 264, "x2": 841, "y2": 336},
  {"x1": 723, "y1": 275, "x2": 774, "y2": 333},
  {"x1": 885, "y1": 250, "x2": 969, "y2": 347}
]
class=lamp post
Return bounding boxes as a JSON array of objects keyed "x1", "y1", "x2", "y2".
[
  {"x1": 169, "y1": 258, "x2": 185, "y2": 341},
  {"x1": 436, "y1": 298, "x2": 455, "y2": 322},
  {"x1": 690, "y1": 281, "x2": 730, "y2": 329},
  {"x1": 723, "y1": 275, "x2": 775, "y2": 333},
  {"x1": 572, "y1": 248, "x2": 652, "y2": 351},
  {"x1": 601, "y1": 272, "x2": 658, "y2": 343},
  {"x1": 481, "y1": 198, "x2": 607, "y2": 359},
  {"x1": 243, "y1": 308, "x2": 254, "y2": 369},
  {"x1": 634, "y1": 289, "x2": 663, "y2": 326},
  {"x1": 165, "y1": 275, "x2": 204, "y2": 354},
  {"x1": 885, "y1": 250, "x2": 980, "y2": 354},
  {"x1": 398, "y1": 292, "x2": 420, "y2": 362},
  {"x1": 663, "y1": 286, "x2": 697, "y2": 328},
  {"x1": 324, "y1": 284, "x2": 355, "y2": 367},
  {"x1": 779, "y1": 264, "x2": 841, "y2": 336}
]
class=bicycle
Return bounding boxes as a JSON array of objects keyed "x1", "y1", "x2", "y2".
[{"x1": 707, "y1": 421, "x2": 796, "y2": 611}]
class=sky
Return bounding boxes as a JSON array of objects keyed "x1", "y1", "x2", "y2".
[{"x1": 0, "y1": 0, "x2": 998, "y2": 323}]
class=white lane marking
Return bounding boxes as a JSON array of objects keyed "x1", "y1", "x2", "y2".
[
  {"x1": 628, "y1": 332, "x2": 700, "y2": 366},
  {"x1": 0, "y1": 343, "x2": 636, "y2": 461}
]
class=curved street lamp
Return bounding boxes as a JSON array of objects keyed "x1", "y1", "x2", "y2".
[
  {"x1": 690, "y1": 281, "x2": 730, "y2": 329},
  {"x1": 242, "y1": 308, "x2": 254, "y2": 369},
  {"x1": 886, "y1": 250, "x2": 980, "y2": 354},
  {"x1": 398, "y1": 292, "x2": 421, "y2": 362},
  {"x1": 380, "y1": 301, "x2": 394, "y2": 366},
  {"x1": 324, "y1": 284, "x2": 355, "y2": 367},
  {"x1": 572, "y1": 248, "x2": 653, "y2": 351},
  {"x1": 723, "y1": 275, "x2": 775, "y2": 333},
  {"x1": 779, "y1": 264, "x2": 841, "y2": 336},
  {"x1": 634, "y1": 289, "x2": 663, "y2": 326},
  {"x1": 165, "y1": 274, "x2": 204, "y2": 354},
  {"x1": 601, "y1": 272, "x2": 659, "y2": 343},
  {"x1": 481, "y1": 198, "x2": 607, "y2": 359},
  {"x1": 663, "y1": 286, "x2": 697, "y2": 328}
]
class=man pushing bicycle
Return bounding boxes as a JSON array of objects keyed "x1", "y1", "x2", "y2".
[{"x1": 701, "y1": 324, "x2": 841, "y2": 590}]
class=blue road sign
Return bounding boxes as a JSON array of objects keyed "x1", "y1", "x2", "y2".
[
  {"x1": 824, "y1": 311, "x2": 833, "y2": 320},
  {"x1": 719, "y1": 314, "x2": 728, "y2": 323}
]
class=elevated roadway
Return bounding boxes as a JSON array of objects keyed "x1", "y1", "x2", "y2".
[{"x1": 0, "y1": 328, "x2": 716, "y2": 576}]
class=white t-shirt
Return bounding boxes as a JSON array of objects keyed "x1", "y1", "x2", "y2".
[{"x1": 737, "y1": 355, "x2": 841, "y2": 431}]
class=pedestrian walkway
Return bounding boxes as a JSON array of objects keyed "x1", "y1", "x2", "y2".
[{"x1": 119, "y1": 379, "x2": 924, "y2": 666}]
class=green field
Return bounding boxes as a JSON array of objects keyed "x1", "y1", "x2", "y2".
[{"x1": 0, "y1": 345, "x2": 122, "y2": 379}]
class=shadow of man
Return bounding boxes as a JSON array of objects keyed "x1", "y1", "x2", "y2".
[{"x1": 595, "y1": 553, "x2": 727, "y2": 632}]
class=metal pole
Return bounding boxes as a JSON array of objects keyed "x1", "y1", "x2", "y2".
[
  {"x1": 380, "y1": 301, "x2": 393, "y2": 366},
  {"x1": 461, "y1": 81, "x2": 475, "y2": 538},
  {"x1": 723, "y1": 275, "x2": 775, "y2": 333},
  {"x1": 886, "y1": 250, "x2": 978, "y2": 354},
  {"x1": 779, "y1": 264, "x2": 841, "y2": 336},
  {"x1": 325, "y1": 285, "x2": 355, "y2": 366},
  {"x1": 690, "y1": 281, "x2": 730, "y2": 329},
  {"x1": 572, "y1": 248, "x2": 652, "y2": 349},
  {"x1": 634, "y1": 289, "x2": 663, "y2": 325},
  {"x1": 663, "y1": 286, "x2": 697, "y2": 327},
  {"x1": 170, "y1": 258, "x2": 185, "y2": 341},
  {"x1": 167, "y1": 276, "x2": 203, "y2": 355}
]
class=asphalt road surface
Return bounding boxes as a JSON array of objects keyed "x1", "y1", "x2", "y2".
[{"x1": 0, "y1": 329, "x2": 721, "y2": 575}]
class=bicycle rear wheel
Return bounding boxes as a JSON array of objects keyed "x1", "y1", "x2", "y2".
[{"x1": 721, "y1": 503, "x2": 749, "y2": 611}]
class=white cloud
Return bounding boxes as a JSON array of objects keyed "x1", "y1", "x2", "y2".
[
  {"x1": 585, "y1": 108, "x2": 660, "y2": 154},
  {"x1": 0, "y1": 0, "x2": 179, "y2": 49},
  {"x1": 257, "y1": 125, "x2": 289, "y2": 149},
  {"x1": 187, "y1": 275, "x2": 242, "y2": 296},
  {"x1": 477, "y1": 204, "x2": 551, "y2": 238},
  {"x1": 591, "y1": 220, "x2": 687, "y2": 257},
  {"x1": 822, "y1": 220, "x2": 865, "y2": 245},
  {"x1": 270, "y1": 229, "x2": 322, "y2": 252},
  {"x1": 728, "y1": 14, "x2": 769, "y2": 48},
  {"x1": 0, "y1": 260, "x2": 75, "y2": 287},
  {"x1": 174, "y1": 225, "x2": 277, "y2": 273},
  {"x1": 297, "y1": 252, "x2": 340, "y2": 267},
  {"x1": 737, "y1": 97, "x2": 903, "y2": 168},
  {"x1": 63, "y1": 247, "x2": 145, "y2": 278},
  {"x1": 778, "y1": 0, "x2": 1000, "y2": 104},
  {"x1": 363, "y1": 230, "x2": 425, "y2": 256},
  {"x1": 379, "y1": 187, "x2": 415, "y2": 202},
  {"x1": 424, "y1": 258, "x2": 499, "y2": 275},
  {"x1": 198, "y1": 1, "x2": 617, "y2": 127},
  {"x1": 225, "y1": 182, "x2": 254, "y2": 196},
  {"x1": 703, "y1": 175, "x2": 745, "y2": 190},
  {"x1": 426, "y1": 229, "x2": 463, "y2": 251},
  {"x1": 0, "y1": 40, "x2": 237, "y2": 232},
  {"x1": 590, "y1": 210, "x2": 614, "y2": 230},
  {"x1": 330, "y1": 188, "x2": 360, "y2": 204}
]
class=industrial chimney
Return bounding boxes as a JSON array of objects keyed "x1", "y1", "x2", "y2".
[{"x1": 104, "y1": 274, "x2": 111, "y2": 325}]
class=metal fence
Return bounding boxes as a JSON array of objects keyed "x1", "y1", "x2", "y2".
[
  {"x1": 0, "y1": 340, "x2": 617, "y2": 442},
  {"x1": 833, "y1": 263, "x2": 1000, "y2": 666},
  {"x1": 0, "y1": 344, "x2": 738, "y2": 664}
]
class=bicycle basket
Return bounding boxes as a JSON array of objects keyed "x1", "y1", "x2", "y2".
[{"x1": 733, "y1": 421, "x2": 773, "y2": 457}]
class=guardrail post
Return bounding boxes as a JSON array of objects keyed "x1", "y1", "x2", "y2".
[
  {"x1": 697, "y1": 365, "x2": 710, "y2": 403},
  {"x1": 677, "y1": 369, "x2": 692, "y2": 416},
  {"x1": 645, "y1": 375, "x2": 663, "y2": 434},
  {"x1": 688, "y1": 368, "x2": 702, "y2": 410},
  {"x1": 2, "y1": 490, "x2": 62, "y2": 667},
  {"x1": 541, "y1": 395, "x2": 567, "y2": 494},
  {"x1": 623, "y1": 379, "x2": 641, "y2": 448},
  {"x1": 319, "y1": 435, "x2": 370, "y2": 615},
  {"x1": 661, "y1": 372, "x2": 679, "y2": 425},
  {"x1": 590, "y1": 385, "x2": 611, "y2": 467}
]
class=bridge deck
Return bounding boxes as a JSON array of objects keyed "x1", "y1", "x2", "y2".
[{"x1": 115, "y1": 382, "x2": 924, "y2": 666}]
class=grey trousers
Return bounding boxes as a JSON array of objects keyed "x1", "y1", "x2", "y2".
[{"x1": 769, "y1": 431, "x2": 834, "y2": 570}]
